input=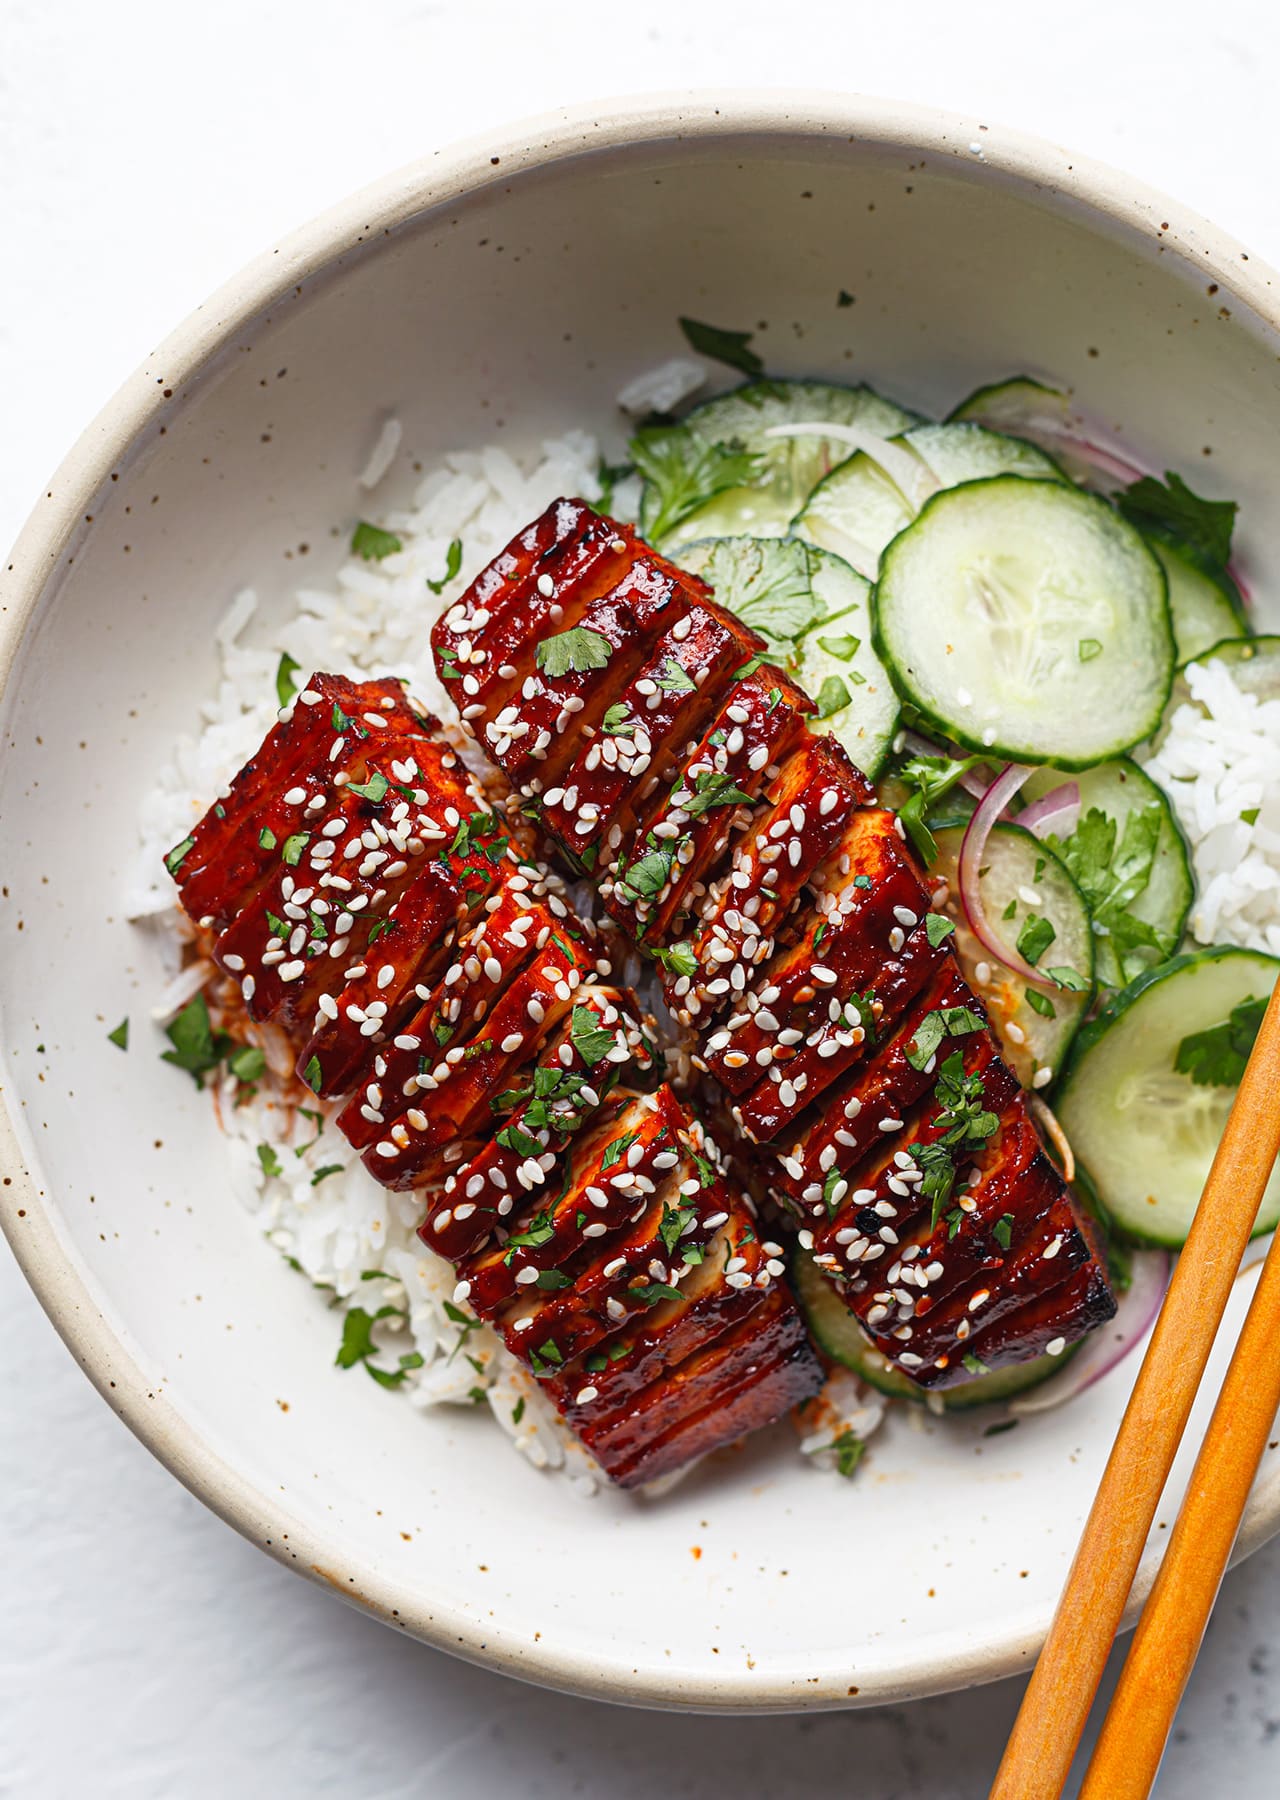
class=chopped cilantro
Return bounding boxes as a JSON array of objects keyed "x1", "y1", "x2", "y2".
[
  {"x1": 281, "y1": 832, "x2": 310, "y2": 867},
  {"x1": 1024, "y1": 988, "x2": 1057, "y2": 1019},
  {"x1": 310, "y1": 1164, "x2": 343, "y2": 1186},
  {"x1": 534, "y1": 1268, "x2": 572, "y2": 1290},
  {"x1": 426, "y1": 537, "x2": 463, "y2": 595},
  {"x1": 602, "y1": 1131, "x2": 638, "y2": 1171},
  {"x1": 613, "y1": 841, "x2": 675, "y2": 906},
  {"x1": 351, "y1": 521, "x2": 402, "y2": 561},
  {"x1": 1047, "y1": 803, "x2": 1169, "y2": 987},
  {"x1": 259, "y1": 827, "x2": 277, "y2": 851},
  {"x1": 831, "y1": 1429, "x2": 865, "y2": 1478},
  {"x1": 1242, "y1": 807, "x2": 1261, "y2": 826},
  {"x1": 962, "y1": 1352, "x2": 991, "y2": 1376},
  {"x1": 630, "y1": 425, "x2": 761, "y2": 543},
  {"x1": 303, "y1": 1055, "x2": 323, "y2": 1093},
  {"x1": 682, "y1": 768, "x2": 753, "y2": 817},
  {"x1": 677, "y1": 315, "x2": 763, "y2": 376},
  {"x1": 817, "y1": 632, "x2": 861, "y2": 660},
  {"x1": 1002, "y1": 898, "x2": 1018, "y2": 921},
  {"x1": 601, "y1": 703, "x2": 636, "y2": 738},
  {"x1": 257, "y1": 1143, "x2": 283, "y2": 1179},
  {"x1": 347, "y1": 772, "x2": 389, "y2": 804},
  {"x1": 165, "y1": 836, "x2": 195, "y2": 875},
  {"x1": 1175, "y1": 994, "x2": 1268, "y2": 1088},
  {"x1": 160, "y1": 994, "x2": 226, "y2": 1088},
  {"x1": 924, "y1": 913, "x2": 955, "y2": 948},
  {"x1": 993, "y1": 1213, "x2": 1014, "y2": 1251},
  {"x1": 228, "y1": 1044, "x2": 266, "y2": 1083},
  {"x1": 1117, "y1": 470, "x2": 1237, "y2": 573},
  {"x1": 496, "y1": 1122, "x2": 542, "y2": 1159},
  {"x1": 107, "y1": 1018, "x2": 129, "y2": 1051},
  {"x1": 654, "y1": 657, "x2": 697, "y2": 695},
  {"x1": 815, "y1": 675, "x2": 851, "y2": 719},
  {"x1": 511, "y1": 1397, "x2": 526, "y2": 1426},
  {"x1": 570, "y1": 1006, "x2": 615, "y2": 1068},
  {"x1": 627, "y1": 1282, "x2": 682, "y2": 1308},
  {"x1": 822, "y1": 1166, "x2": 845, "y2": 1220},
  {"x1": 659, "y1": 1202, "x2": 696, "y2": 1254},
  {"x1": 1016, "y1": 913, "x2": 1056, "y2": 967},
  {"x1": 653, "y1": 942, "x2": 698, "y2": 980},
  {"x1": 595, "y1": 459, "x2": 633, "y2": 514},
  {"x1": 275, "y1": 651, "x2": 301, "y2": 707},
  {"x1": 1077, "y1": 638, "x2": 1103, "y2": 663},
  {"x1": 894, "y1": 753, "x2": 984, "y2": 867},
  {"x1": 536, "y1": 626, "x2": 613, "y2": 678}
]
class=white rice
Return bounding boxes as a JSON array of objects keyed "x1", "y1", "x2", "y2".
[
  {"x1": 133, "y1": 413, "x2": 875, "y2": 1486},
  {"x1": 1145, "y1": 655, "x2": 1280, "y2": 955}
]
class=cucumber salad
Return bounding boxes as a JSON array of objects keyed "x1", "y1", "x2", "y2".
[{"x1": 619, "y1": 326, "x2": 1280, "y2": 1409}]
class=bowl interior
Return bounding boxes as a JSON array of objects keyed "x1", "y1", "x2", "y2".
[{"x1": 5, "y1": 104, "x2": 1280, "y2": 1708}]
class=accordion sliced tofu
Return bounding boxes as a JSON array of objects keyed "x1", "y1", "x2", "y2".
[
  {"x1": 537, "y1": 604, "x2": 761, "y2": 869},
  {"x1": 363, "y1": 934, "x2": 601, "y2": 1190},
  {"x1": 167, "y1": 666, "x2": 819, "y2": 1485},
  {"x1": 578, "y1": 1286, "x2": 821, "y2": 1488},
  {"x1": 167, "y1": 675, "x2": 439, "y2": 931},
  {"x1": 669, "y1": 734, "x2": 872, "y2": 1029},
  {"x1": 416, "y1": 988, "x2": 660, "y2": 1264},
  {"x1": 601, "y1": 665, "x2": 813, "y2": 944}
]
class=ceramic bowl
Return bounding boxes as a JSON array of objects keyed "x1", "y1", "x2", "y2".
[{"x1": 4, "y1": 92, "x2": 1280, "y2": 1712}]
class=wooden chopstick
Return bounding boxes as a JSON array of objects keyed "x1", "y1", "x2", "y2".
[
  {"x1": 1080, "y1": 1211, "x2": 1280, "y2": 1798},
  {"x1": 989, "y1": 979, "x2": 1280, "y2": 1800}
]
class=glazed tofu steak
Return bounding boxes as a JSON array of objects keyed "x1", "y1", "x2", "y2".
[
  {"x1": 433, "y1": 500, "x2": 1117, "y2": 1393},
  {"x1": 167, "y1": 672, "x2": 819, "y2": 1486}
]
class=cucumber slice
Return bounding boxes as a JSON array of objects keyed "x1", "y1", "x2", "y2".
[
  {"x1": 933, "y1": 824, "x2": 1094, "y2": 1088},
  {"x1": 650, "y1": 379, "x2": 917, "y2": 548},
  {"x1": 794, "y1": 423, "x2": 1061, "y2": 579},
  {"x1": 873, "y1": 475, "x2": 1174, "y2": 767},
  {"x1": 792, "y1": 1249, "x2": 1073, "y2": 1408},
  {"x1": 673, "y1": 536, "x2": 900, "y2": 776},
  {"x1": 1022, "y1": 761, "x2": 1193, "y2": 987},
  {"x1": 948, "y1": 376, "x2": 1073, "y2": 437},
  {"x1": 1171, "y1": 632, "x2": 1280, "y2": 697},
  {"x1": 794, "y1": 451, "x2": 915, "y2": 578},
  {"x1": 1154, "y1": 541, "x2": 1248, "y2": 663},
  {"x1": 904, "y1": 421, "x2": 1063, "y2": 488},
  {"x1": 1057, "y1": 947, "x2": 1280, "y2": 1247}
]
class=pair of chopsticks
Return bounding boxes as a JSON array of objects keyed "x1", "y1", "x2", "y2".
[{"x1": 990, "y1": 980, "x2": 1280, "y2": 1800}]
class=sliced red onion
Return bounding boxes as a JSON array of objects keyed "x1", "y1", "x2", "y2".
[
  {"x1": 957, "y1": 764, "x2": 996, "y2": 801},
  {"x1": 957, "y1": 763, "x2": 1063, "y2": 991},
  {"x1": 1008, "y1": 1250, "x2": 1172, "y2": 1416},
  {"x1": 1018, "y1": 781, "x2": 1081, "y2": 841},
  {"x1": 762, "y1": 421, "x2": 939, "y2": 508},
  {"x1": 1057, "y1": 435, "x2": 1148, "y2": 491}
]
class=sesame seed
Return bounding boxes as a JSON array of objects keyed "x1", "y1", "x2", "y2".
[{"x1": 1046, "y1": 1336, "x2": 1067, "y2": 1356}]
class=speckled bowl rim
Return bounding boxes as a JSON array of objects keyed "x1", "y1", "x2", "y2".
[{"x1": 3, "y1": 88, "x2": 1279, "y2": 1713}]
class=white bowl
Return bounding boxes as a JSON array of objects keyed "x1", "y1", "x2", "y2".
[{"x1": 4, "y1": 92, "x2": 1280, "y2": 1712}]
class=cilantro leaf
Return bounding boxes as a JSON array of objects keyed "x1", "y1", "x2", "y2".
[
  {"x1": 654, "y1": 657, "x2": 697, "y2": 695},
  {"x1": 165, "y1": 836, "x2": 195, "y2": 875},
  {"x1": 993, "y1": 1213, "x2": 1014, "y2": 1251},
  {"x1": 602, "y1": 1131, "x2": 637, "y2": 1171},
  {"x1": 303, "y1": 1055, "x2": 323, "y2": 1093},
  {"x1": 681, "y1": 769, "x2": 753, "y2": 818},
  {"x1": 893, "y1": 753, "x2": 985, "y2": 868},
  {"x1": 228, "y1": 1044, "x2": 266, "y2": 1083},
  {"x1": 631, "y1": 425, "x2": 761, "y2": 543},
  {"x1": 832, "y1": 1430, "x2": 865, "y2": 1478},
  {"x1": 1175, "y1": 994, "x2": 1268, "y2": 1088},
  {"x1": 257, "y1": 1143, "x2": 283, "y2": 1180},
  {"x1": 1048, "y1": 803, "x2": 1168, "y2": 987},
  {"x1": 347, "y1": 773, "x2": 388, "y2": 804},
  {"x1": 614, "y1": 841, "x2": 675, "y2": 906},
  {"x1": 653, "y1": 942, "x2": 698, "y2": 980},
  {"x1": 281, "y1": 832, "x2": 311, "y2": 867},
  {"x1": 1024, "y1": 987, "x2": 1057, "y2": 1018},
  {"x1": 160, "y1": 994, "x2": 226, "y2": 1088},
  {"x1": 351, "y1": 521, "x2": 402, "y2": 561},
  {"x1": 107, "y1": 1018, "x2": 129, "y2": 1051},
  {"x1": 259, "y1": 828, "x2": 277, "y2": 851},
  {"x1": 817, "y1": 632, "x2": 861, "y2": 659},
  {"x1": 1016, "y1": 914, "x2": 1056, "y2": 967},
  {"x1": 601, "y1": 703, "x2": 636, "y2": 738},
  {"x1": 534, "y1": 1268, "x2": 572, "y2": 1290},
  {"x1": 1117, "y1": 471, "x2": 1237, "y2": 573},
  {"x1": 677, "y1": 316, "x2": 763, "y2": 377},
  {"x1": 275, "y1": 652, "x2": 301, "y2": 709},
  {"x1": 627, "y1": 1281, "x2": 683, "y2": 1308},
  {"x1": 570, "y1": 1006, "x2": 616, "y2": 1068},
  {"x1": 905, "y1": 1010, "x2": 948, "y2": 1072},
  {"x1": 690, "y1": 536, "x2": 823, "y2": 647},
  {"x1": 815, "y1": 675, "x2": 851, "y2": 720},
  {"x1": 426, "y1": 537, "x2": 463, "y2": 595},
  {"x1": 1078, "y1": 638, "x2": 1102, "y2": 664},
  {"x1": 659, "y1": 1202, "x2": 696, "y2": 1254},
  {"x1": 925, "y1": 913, "x2": 955, "y2": 948},
  {"x1": 536, "y1": 626, "x2": 613, "y2": 679}
]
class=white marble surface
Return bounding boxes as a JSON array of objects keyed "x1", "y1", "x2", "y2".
[{"x1": 4, "y1": 1, "x2": 1280, "y2": 1793}]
